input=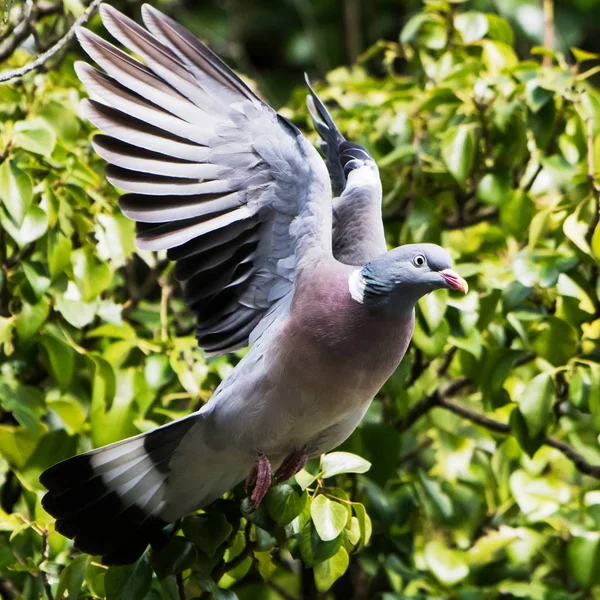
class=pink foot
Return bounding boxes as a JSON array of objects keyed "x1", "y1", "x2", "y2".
[
  {"x1": 275, "y1": 447, "x2": 308, "y2": 482},
  {"x1": 246, "y1": 453, "x2": 272, "y2": 509}
]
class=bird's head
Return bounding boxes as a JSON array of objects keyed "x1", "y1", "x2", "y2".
[{"x1": 349, "y1": 244, "x2": 468, "y2": 311}]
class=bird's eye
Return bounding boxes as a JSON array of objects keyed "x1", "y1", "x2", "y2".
[{"x1": 413, "y1": 255, "x2": 426, "y2": 267}]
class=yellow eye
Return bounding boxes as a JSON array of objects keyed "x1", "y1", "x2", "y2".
[{"x1": 413, "y1": 255, "x2": 426, "y2": 267}]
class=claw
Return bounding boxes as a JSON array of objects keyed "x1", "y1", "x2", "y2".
[
  {"x1": 275, "y1": 447, "x2": 308, "y2": 482},
  {"x1": 246, "y1": 452, "x2": 272, "y2": 509}
]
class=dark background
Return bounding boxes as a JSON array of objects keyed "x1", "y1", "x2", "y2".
[{"x1": 101, "y1": 0, "x2": 600, "y2": 106}]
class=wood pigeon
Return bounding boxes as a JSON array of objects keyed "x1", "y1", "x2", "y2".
[{"x1": 40, "y1": 4, "x2": 468, "y2": 566}]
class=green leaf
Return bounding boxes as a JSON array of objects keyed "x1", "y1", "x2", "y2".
[
  {"x1": 0, "y1": 204, "x2": 48, "y2": 248},
  {"x1": 47, "y1": 230, "x2": 73, "y2": 280},
  {"x1": 591, "y1": 221, "x2": 600, "y2": 262},
  {"x1": 424, "y1": 540, "x2": 469, "y2": 586},
  {"x1": 0, "y1": 160, "x2": 32, "y2": 227},
  {"x1": 0, "y1": 425, "x2": 39, "y2": 469},
  {"x1": 516, "y1": 372, "x2": 554, "y2": 440},
  {"x1": 40, "y1": 334, "x2": 74, "y2": 392},
  {"x1": 532, "y1": 317, "x2": 579, "y2": 366},
  {"x1": 400, "y1": 13, "x2": 447, "y2": 49},
  {"x1": 571, "y1": 47, "x2": 599, "y2": 64},
  {"x1": 0, "y1": 316, "x2": 14, "y2": 355},
  {"x1": 14, "y1": 119, "x2": 56, "y2": 156},
  {"x1": 477, "y1": 170, "x2": 510, "y2": 206},
  {"x1": 486, "y1": 14, "x2": 513, "y2": 45},
  {"x1": 419, "y1": 289, "x2": 448, "y2": 331},
  {"x1": 15, "y1": 298, "x2": 50, "y2": 341},
  {"x1": 56, "y1": 555, "x2": 88, "y2": 600},
  {"x1": 150, "y1": 537, "x2": 197, "y2": 579},
  {"x1": 89, "y1": 355, "x2": 139, "y2": 446},
  {"x1": 313, "y1": 546, "x2": 349, "y2": 593},
  {"x1": 440, "y1": 125, "x2": 476, "y2": 186},
  {"x1": 22, "y1": 429, "x2": 77, "y2": 488},
  {"x1": 47, "y1": 396, "x2": 87, "y2": 434},
  {"x1": 564, "y1": 200, "x2": 594, "y2": 257},
  {"x1": 567, "y1": 533, "x2": 600, "y2": 588},
  {"x1": 265, "y1": 484, "x2": 307, "y2": 525},
  {"x1": 0, "y1": 384, "x2": 45, "y2": 435},
  {"x1": 481, "y1": 39, "x2": 518, "y2": 74},
  {"x1": 55, "y1": 282, "x2": 98, "y2": 328},
  {"x1": 299, "y1": 522, "x2": 342, "y2": 567},
  {"x1": 85, "y1": 560, "x2": 106, "y2": 598},
  {"x1": 351, "y1": 502, "x2": 372, "y2": 551},
  {"x1": 455, "y1": 11, "x2": 488, "y2": 44},
  {"x1": 182, "y1": 513, "x2": 233, "y2": 556},
  {"x1": 310, "y1": 495, "x2": 348, "y2": 542},
  {"x1": 23, "y1": 262, "x2": 50, "y2": 299},
  {"x1": 320, "y1": 452, "x2": 371, "y2": 478},
  {"x1": 72, "y1": 247, "x2": 113, "y2": 302},
  {"x1": 105, "y1": 557, "x2": 152, "y2": 600}
]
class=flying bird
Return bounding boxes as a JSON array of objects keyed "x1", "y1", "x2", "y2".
[{"x1": 40, "y1": 3, "x2": 468, "y2": 566}]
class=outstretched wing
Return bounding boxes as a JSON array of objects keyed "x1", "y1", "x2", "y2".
[
  {"x1": 305, "y1": 77, "x2": 386, "y2": 266},
  {"x1": 76, "y1": 4, "x2": 332, "y2": 355}
]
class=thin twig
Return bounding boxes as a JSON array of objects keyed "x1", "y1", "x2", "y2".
[
  {"x1": 176, "y1": 571, "x2": 185, "y2": 600},
  {"x1": 0, "y1": 0, "x2": 15, "y2": 37},
  {"x1": 397, "y1": 438, "x2": 433, "y2": 467},
  {"x1": 212, "y1": 521, "x2": 256, "y2": 583},
  {"x1": 0, "y1": 576, "x2": 18, "y2": 600},
  {"x1": 267, "y1": 580, "x2": 300, "y2": 600},
  {"x1": 583, "y1": 112, "x2": 600, "y2": 203},
  {"x1": 41, "y1": 528, "x2": 54, "y2": 600},
  {"x1": 0, "y1": 224, "x2": 9, "y2": 318},
  {"x1": 542, "y1": 0, "x2": 554, "y2": 68},
  {"x1": 0, "y1": 0, "x2": 32, "y2": 61},
  {"x1": 159, "y1": 277, "x2": 172, "y2": 342},
  {"x1": 398, "y1": 385, "x2": 600, "y2": 480},
  {"x1": 0, "y1": 0, "x2": 102, "y2": 84}
]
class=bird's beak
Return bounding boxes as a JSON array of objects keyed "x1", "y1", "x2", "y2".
[{"x1": 439, "y1": 269, "x2": 468, "y2": 294}]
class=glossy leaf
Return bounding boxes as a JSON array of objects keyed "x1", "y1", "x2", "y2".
[
  {"x1": 440, "y1": 125, "x2": 476, "y2": 186},
  {"x1": 310, "y1": 495, "x2": 348, "y2": 542},
  {"x1": 0, "y1": 160, "x2": 32, "y2": 227}
]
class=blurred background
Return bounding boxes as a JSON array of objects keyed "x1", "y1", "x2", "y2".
[{"x1": 92, "y1": 0, "x2": 600, "y2": 106}]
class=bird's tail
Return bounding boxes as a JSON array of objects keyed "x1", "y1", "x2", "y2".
[{"x1": 40, "y1": 416, "x2": 197, "y2": 565}]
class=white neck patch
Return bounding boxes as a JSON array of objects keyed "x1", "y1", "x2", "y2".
[{"x1": 348, "y1": 269, "x2": 366, "y2": 304}]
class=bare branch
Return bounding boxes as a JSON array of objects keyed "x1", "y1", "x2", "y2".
[
  {"x1": 0, "y1": 0, "x2": 15, "y2": 37},
  {"x1": 0, "y1": 0, "x2": 101, "y2": 84},
  {"x1": 0, "y1": 0, "x2": 33, "y2": 61},
  {"x1": 542, "y1": 0, "x2": 554, "y2": 68},
  {"x1": 211, "y1": 521, "x2": 256, "y2": 584},
  {"x1": 41, "y1": 528, "x2": 54, "y2": 600},
  {"x1": 397, "y1": 378, "x2": 600, "y2": 480},
  {"x1": 0, "y1": 576, "x2": 18, "y2": 600}
]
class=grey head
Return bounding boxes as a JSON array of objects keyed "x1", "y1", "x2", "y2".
[{"x1": 349, "y1": 243, "x2": 468, "y2": 312}]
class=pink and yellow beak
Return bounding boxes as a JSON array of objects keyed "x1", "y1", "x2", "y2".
[{"x1": 439, "y1": 269, "x2": 469, "y2": 294}]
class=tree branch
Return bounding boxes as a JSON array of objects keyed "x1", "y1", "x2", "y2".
[
  {"x1": 542, "y1": 0, "x2": 555, "y2": 68},
  {"x1": 41, "y1": 528, "x2": 54, "y2": 600},
  {"x1": 0, "y1": 0, "x2": 101, "y2": 84},
  {"x1": 397, "y1": 380, "x2": 600, "y2": 479},
  {"x1": 0, "y1": 577, "x2": 18, "y2": 600},
  {"x1": 268, "y1": 580, "x2": 300, "y2": 600},
  {"x1": 0, "y1": 0, "x2": 33, "y2": 61}
]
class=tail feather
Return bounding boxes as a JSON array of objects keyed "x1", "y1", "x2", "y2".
[{"x1": 40, "y1": 417, "x2": 196, "y2": 565}]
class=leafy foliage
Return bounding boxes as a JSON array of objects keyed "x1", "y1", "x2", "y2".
[{"x1": 1, "y1": 0, "x2": 600, "y2": 598}]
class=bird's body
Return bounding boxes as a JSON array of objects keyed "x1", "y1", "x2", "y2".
[
  {"x1": 40, "y1": 4, "x2": 467, "y2": 565},
  {"x1": 159, "y1": 260, "x2": 415, "y2": 520}
]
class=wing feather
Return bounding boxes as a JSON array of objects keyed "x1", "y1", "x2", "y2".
[{"x1": 78, "y1": 5, "x2": 332, "y2": 353}]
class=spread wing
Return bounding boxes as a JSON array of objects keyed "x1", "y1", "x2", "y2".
[
  {"x1": 305, "y1": 77, "x2": 386, "y2": 266},
  {"x1": 76, "y1": 4, "x2": 332, "y2": 355}
]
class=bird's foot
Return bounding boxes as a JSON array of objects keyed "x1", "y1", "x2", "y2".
[
  {"x1": 275, "y1": 446, "x2": 308, "y2": 482},
  {"x1": 246, "y1": 452, "x2": 272, "y2": 509}
]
